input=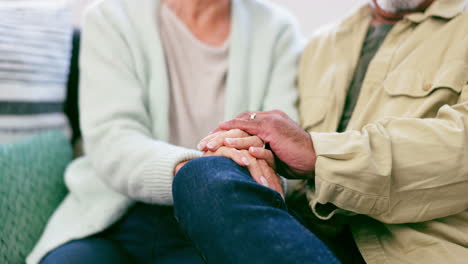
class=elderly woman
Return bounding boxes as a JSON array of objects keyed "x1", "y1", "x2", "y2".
[{"x1": 26, "y1": 0, "x2": 310, "y2": 263}]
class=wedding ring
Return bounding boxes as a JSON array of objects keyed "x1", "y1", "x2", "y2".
[{"x1": 250, "y1": 113, "x2": 257, "y2": 120}]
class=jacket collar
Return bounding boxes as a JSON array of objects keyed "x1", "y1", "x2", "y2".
[
  {"x1": 405, "y1": 0, "x2": 467, "y2": 23},
  {"x1": 332, "y1": 0, "x2": 465, "y2": 35}
]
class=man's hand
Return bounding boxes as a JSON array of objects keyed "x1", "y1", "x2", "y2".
[{"x1": 218, "y1": 110, "x2": 317, "y2": 179}]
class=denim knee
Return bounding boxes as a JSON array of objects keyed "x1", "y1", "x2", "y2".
[
  {"x1": 173, "y1": 156, "x2": 244, "y2": 204},
  {"x1": 175, "y1": 156, "x2": 256, "y2": 216}
]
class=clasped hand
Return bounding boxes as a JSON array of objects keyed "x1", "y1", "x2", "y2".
[
  {"x1": 195, "y1": 110, "x2": 317, "y2": 197},
  {"x1": 175, "y1": 110, "x2": 316, "y2": 197},
  {"x1": 197, "y1": 128, "x2": 284, "y2": 197}
]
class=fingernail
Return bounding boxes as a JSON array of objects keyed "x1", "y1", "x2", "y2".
[
  {"x1": 241, "y1": 157, "x2": 250, "y2": 166},
  {"x1": 260, "y1": 176, "x2": 269, "y2": 187},
  {"x1": 225, "y1": 138, "x2": 235, "y2": 144},
  {"x1": 197, "y1": 143, "x2": 203, "y2": 150},
  {"x1": 249, "y1": 146, "x2": 257, "y2": 152},
  {"x1": 207, "y1": 141, "x2": 217, "y2": 149}
]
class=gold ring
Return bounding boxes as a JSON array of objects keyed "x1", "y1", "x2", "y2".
[{"x1": 250, "y1": 113, "x2": 257, "y2": 120}]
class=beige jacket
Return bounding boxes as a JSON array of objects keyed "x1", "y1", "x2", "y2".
[{"x1": 299, "y1": 0, "x2": 468, "y2": 263}]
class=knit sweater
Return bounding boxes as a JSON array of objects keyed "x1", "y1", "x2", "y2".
[{"x1": 27, "y1": 0, "x2": 303, "y2": 262}]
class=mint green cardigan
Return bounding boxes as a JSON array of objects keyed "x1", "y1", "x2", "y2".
[{"x1": 28, "y1": 0, "x2": 303, "y2": 262}]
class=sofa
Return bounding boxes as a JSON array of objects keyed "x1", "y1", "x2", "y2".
[{"x1": 0, "y1": 30, "x2": 82, "y2": 263}]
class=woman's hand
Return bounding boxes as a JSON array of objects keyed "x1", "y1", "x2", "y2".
[
  {"x1": 175, "y1": 129, "x2": 262, "y2": 177},
  {"x1": 198, "y1": 129, "x2": 276, "y2": 169},
  {"x1": 203, "y1": 147, "x2": 283, "y2": 197},
  {"x1": 198, "y1": 129, "x2": 282, "y2": 197},
  {"x1": 174, "y1": 160, "x2": 190, "y2": 176},
  {"x1": 198, "y1": 129, "x2": 254, "y2": 151}
]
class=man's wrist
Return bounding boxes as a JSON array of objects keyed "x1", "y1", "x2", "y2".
[
  {"x1": 304, "y1": 132, "x2": 317, "y2": 179},
  {"x1": 310, "y1": 143, "x2": 317, "y2": 179}
]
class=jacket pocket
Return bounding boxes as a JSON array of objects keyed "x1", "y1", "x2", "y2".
[
  {"x1": 300, "y1": 96, "x2": 328, "y2": 130},
  {"x1": 384, "y1": 62, "x2": 467, "y2": 97}
]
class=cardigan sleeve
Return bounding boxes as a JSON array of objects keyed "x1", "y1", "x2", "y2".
[
  {"x1": 80, "y1": 4, "x2": 201, "y2": 205},
  {"x1": 261, "y1": 18, "x2": 304, "y2": 122}
]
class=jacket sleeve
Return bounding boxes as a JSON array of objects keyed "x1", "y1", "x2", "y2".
[
  {"x1": 261, "y1": 18, "x2": 304, "y2": 122},
  {"x1": 307, "y1": 82, "x2": 468, "y2": 224},
  {"x1": 80, "y1": 5, "x2": 201, "y2": 205}
]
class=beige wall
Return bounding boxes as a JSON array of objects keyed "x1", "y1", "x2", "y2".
[{"x1": 74, "y1": 0, "x2": 368, "y2": 37}]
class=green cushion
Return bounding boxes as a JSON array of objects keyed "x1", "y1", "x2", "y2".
[{"x1": 0, "y1": 131, "x2": 72, "y2": 263}]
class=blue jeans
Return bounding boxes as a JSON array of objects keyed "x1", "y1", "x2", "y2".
[
  {"x1": 40, "y1": 204, "x2": 204, "y2": 264},
  {"x1": 173, "y1": 157, "x2": 340, "y2": 264}
]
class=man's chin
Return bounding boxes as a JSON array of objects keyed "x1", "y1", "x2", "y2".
[{"x1": 375, "y1": 0, "x2": 427, "y2": 13}]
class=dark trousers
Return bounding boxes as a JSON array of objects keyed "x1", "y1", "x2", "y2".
[
  {"x1": 40, "y1": 204, "x2": 205, "y2": 264},
  {"x1": 172, "y1": 157, "x2": 340, "y2": 264},
  {"x1": 42, "y1": 157, "x2": 341, "y2": 264}
]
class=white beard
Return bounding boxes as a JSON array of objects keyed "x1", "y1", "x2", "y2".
[{"x1": 376, "y1": 0, "x2": 427, "y2": 12}]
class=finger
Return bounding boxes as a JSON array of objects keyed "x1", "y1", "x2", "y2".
[
  {"x1": 258, "y1": 160, "x2": 284, "y2": 197},
  {"x1": 230, "y1": 148, "x2": 252, "y2": 167},
  {"x1": 249, "y1": 147, "x2": 276, "y2": 169},
  {"x1": 198, "y1": 131, "x2": 225, "y2": 150},
  {"x1": 199, "y1": 129, "x2": 247, "y2": 151},
  {"x1": 219, "y1": 119, "x2": 263, "y2": 138},
  {"x1": 224, "y1": 136, "x2": 264, "y2": 150},
  {"x1": 205, "y1": 129, "x2": 249, "y2": 152},
  {"x1": 213, "y1": 111, "x2": 281, "y2": 140},
  {"x1": 237, "y1": 111, "x2": 274, "y2": 121},
  {"x1": 245, "y1": 155, "x2": 265, "y2": 187},
  {"x1": 203, "y1": 147, "x2": 252, "y2": 168}
]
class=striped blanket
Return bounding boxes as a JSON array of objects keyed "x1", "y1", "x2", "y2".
[{"x1": 0, "y1": 0, "x2": 72, "y2": 143}]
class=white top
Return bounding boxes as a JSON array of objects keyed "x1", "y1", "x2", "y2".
[{"x1": 160, "y1": 4, "x2": 229, "y2": 149}]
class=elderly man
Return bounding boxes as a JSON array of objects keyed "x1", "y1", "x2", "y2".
[{"x1": 173, "y1": 0, "x2": 468, "y2": 263}]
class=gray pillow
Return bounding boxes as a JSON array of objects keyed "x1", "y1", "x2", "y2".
[
  {"x1": 0, "y1": 131, "x2": 72, "y2": 263},
  {"x1": 0, "y1": 2, "x2": 73, "y2": 143}
]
